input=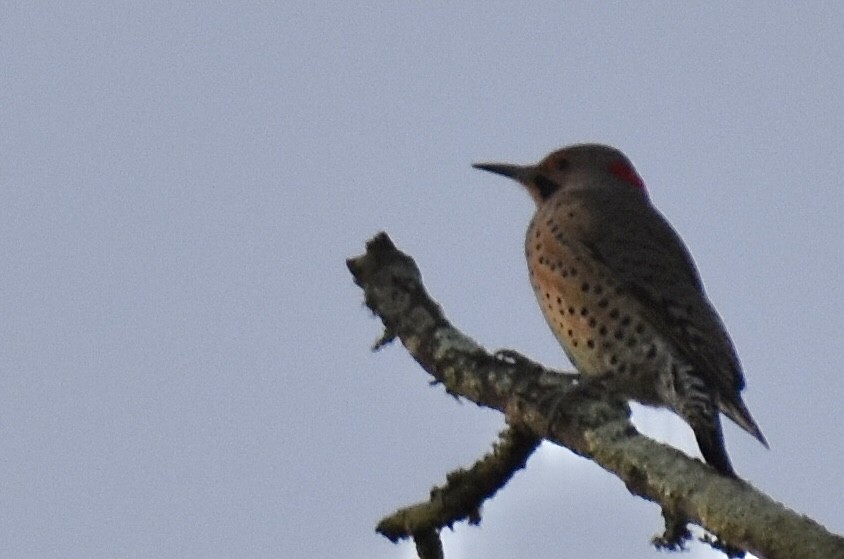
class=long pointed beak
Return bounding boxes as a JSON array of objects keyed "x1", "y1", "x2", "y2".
[{"x1": 471, "y1": 162, "x2": 529, "y2": 181}]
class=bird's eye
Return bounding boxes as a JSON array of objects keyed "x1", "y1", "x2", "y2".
[
  {"x1": 534, "y1": 174, "x2": 559, "y2": 199},
  {"x1": 556, "y1": 158, "x2": 570, "y2": 171}
]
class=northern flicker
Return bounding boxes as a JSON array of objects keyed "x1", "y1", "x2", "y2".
[{"x1": 473, "y1": 143, "x2": 767, "y2": 478}]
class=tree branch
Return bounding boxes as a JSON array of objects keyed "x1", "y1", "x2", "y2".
[
  {"x1": 377, "y1": 424, "x2": 540, "y2": 559},
  {"x1": 347, "y1": 232, "x2": 844, "y2": 559}
]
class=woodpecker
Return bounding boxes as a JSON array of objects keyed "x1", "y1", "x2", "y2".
[{"x1": 474, "y1": 143, "x2": 767, "y2": 477}]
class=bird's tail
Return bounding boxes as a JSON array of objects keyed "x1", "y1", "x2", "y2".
[
  {"x1": 720, "y1": 397, "x2": 768, "y2": 448},
  {"x1": 692, "y1": 416, "x2": 737, "y2": 478}
]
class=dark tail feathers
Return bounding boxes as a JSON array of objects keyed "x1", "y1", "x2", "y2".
[{"x1": 693, "y1": 417, "x2": 737, "y2": 478}]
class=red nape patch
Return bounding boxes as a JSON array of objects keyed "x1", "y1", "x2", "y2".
[{"x1": 609, "y1": 160, "x2": 646, "y2": 191}]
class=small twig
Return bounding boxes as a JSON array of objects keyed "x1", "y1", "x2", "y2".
[{"x1": 376, "y1": 425, "x2": 541, "y2": 542}]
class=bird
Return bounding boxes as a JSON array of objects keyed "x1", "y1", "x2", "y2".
[{"x1": 473, "y1": 143, "x2": 767, "y2": 478}]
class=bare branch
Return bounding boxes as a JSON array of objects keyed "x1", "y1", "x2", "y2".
[
  {"x1": 347, "y1": 232, "x2": 844, "y2": 559},
  {"x1": 376, "y1": 425, "x2": 540, "y2": 543}
]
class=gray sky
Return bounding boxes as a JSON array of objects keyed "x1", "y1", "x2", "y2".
[{"x1": 2, "y1": 3, "x2": 843, "y2": 558}]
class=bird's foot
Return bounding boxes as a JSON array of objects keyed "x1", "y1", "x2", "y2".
[{"x1": 536, "y1": 375, "x2": 610, "y2": 436}]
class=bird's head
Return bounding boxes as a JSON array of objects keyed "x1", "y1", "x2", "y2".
[{"x1": 473, "y1": 143, "x2": 647, "y2": 206}]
